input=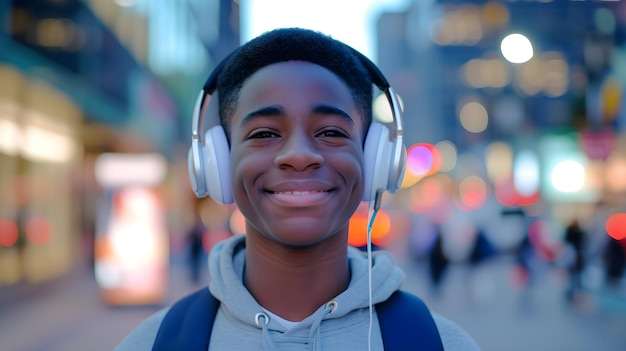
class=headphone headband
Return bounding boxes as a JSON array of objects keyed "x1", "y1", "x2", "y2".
[{"x1": 196, "y1": 45, "x2": 403, "y2": 141}]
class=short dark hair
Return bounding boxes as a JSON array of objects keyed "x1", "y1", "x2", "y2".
[{"x1": 216, "y1": 27, "x2": 373, "y2": 135}]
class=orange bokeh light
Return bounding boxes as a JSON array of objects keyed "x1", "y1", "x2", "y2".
[
  {"x1": 410, "y1": 175, "x2": 451, "y2": 213},
  {"x1": 348, "y1": 209, "x2": 391, "y2": 247},
  {"x1": 229, "y1": 208, "x2": 246, "y2": 236},
  {"x1": 606, "y1": 213, "x2": 626, "y2": 240}
]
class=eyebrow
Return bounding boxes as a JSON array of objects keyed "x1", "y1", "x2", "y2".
[
  {"x1": 240, "y1": 104, "x2": 354, "y2": 128},
  {"x1": 311, "y1": 104, "x2": 354, "y2": 125},
  {"x1": 240, "y1": 105, "x2": 283, "y2": 127}
]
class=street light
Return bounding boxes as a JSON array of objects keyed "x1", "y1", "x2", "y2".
[{"x1": 500, "y1": 33, "x2": 534, "y2": 64}]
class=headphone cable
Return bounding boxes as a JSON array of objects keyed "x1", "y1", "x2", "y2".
[{"x1": 366, "y1": 192, "x2": 382, "y2": 351}]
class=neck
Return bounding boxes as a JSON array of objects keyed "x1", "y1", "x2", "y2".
[{"x1": 244, "y1": 232, "x2": 350, "y2": 321}]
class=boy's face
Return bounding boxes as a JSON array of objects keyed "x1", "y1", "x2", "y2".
[{"x1": 228, "y1": 61, "x2": 366, "y2": 247}]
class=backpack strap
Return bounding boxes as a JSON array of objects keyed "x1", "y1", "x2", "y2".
[
  {"x1": 152, "y1": 287, "x2": 219, "y2": 351},
  {"x1": 153, "y1": 288, "x2": 442, "y2": 351},
  {"x1": 377, "y1": 290, "x2": 444, "y2": 351}
]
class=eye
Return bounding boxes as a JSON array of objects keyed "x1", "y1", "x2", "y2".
[
  {"x1": 317, "y1": 128, "x2": 348, "y2": 138},
  {"x1": 248, "y1": 129, "x2": 279, "y2": 139}
]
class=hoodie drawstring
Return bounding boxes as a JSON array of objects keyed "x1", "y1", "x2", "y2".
[
  {"x1": 307, "y1": 300, "x2": 338, "y2": 351},
  {"x1": 255, "y1": 301, "x2": 338, "y2": 351},
  {"x1": 255, "y1": 312, "x2": 277, "y2": 351}
]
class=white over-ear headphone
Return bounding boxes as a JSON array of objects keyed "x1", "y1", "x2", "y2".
[{"x1": 188, "y1": 47, "x2": 406, "y2": 210}]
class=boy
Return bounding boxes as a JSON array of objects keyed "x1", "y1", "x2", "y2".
[{"x1": 116, "y1": 27, "x2": 480, "y2": 350}]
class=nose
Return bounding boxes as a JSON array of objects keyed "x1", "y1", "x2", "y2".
[{"x1": 274, "y1": 131, "x2": 323, "y2": 171}]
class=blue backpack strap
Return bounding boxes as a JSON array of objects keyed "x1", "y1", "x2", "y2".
[
  {"x1": 377, "y1": 290, "x2": 444, "y2": 351},
  {"x1": 152, "y1": 287, "x2": 219, "y2": 351},
  {"x1": 152, "y1": 288, "x2": 441, "y2": 350}
]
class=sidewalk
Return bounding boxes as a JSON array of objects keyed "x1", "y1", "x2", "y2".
[
  {"x1": 1, "y1": 252, "x2": 625, "y2": 351},
  {"x1": 0, "y1": 259, "x2": 203, "y2": 351},
  {"x1": 400, "y1": 256, "x2": 626, "y2": 351}
]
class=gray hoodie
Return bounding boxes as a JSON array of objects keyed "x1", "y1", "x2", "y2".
[{"x1": 115, "y1": 235, "x2": 481, "y2": 350}]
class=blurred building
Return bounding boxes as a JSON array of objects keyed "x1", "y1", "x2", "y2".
[
  {"x1": 378, "y1": 0, "x2": 625, "y2": 146},
  {"x1": 0, "y1": 0, "x2": 239, "y2": 290},
  {"x1": 376, "y1": 0, "x2": 626, "y2": 264}
]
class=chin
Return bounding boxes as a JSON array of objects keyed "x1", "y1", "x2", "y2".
[{"x1": 267, "y1": 223, "x2": 346, "y2": 249}]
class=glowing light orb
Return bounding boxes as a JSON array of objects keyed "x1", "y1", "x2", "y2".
[
  {"x1": 606, "y1": 213, "x2": 626, "y2": 240},
  {"x1": 501, "y1": 33, "x2": 533, "y2": 64},
  {"x1": 551, "y1": 160, "x2": 585, "y2": 193}
]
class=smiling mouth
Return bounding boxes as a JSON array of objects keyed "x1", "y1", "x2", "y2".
[
  {"x1": 272, "y1": 190, "x2": 328, "y2": 195},
  {"x1": 268, "y1": 189, "x2": 332, "y2": 206}
]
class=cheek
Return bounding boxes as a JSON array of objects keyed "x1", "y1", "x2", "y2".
[
  {"x1": 230, "y1": 151, "x2": 263, "y2": 188},
  {"x1": 336, "y1": 152, "x2": 365, "y2": 190},
  {"x1": 229, "y1": 160, "x2": 256, "y2": 215}
]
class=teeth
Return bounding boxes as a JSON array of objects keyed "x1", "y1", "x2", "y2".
[{"x1": 275, "y1": 190, "x2": 321, "y2": 195}]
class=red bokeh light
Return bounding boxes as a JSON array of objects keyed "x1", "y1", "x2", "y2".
[
  {"x1": 495, "y1": 175, "x2": 539, "y2": 207},
  {"x1": 0, "y1": 219, "x2": 19, "y2": 247},
  {"x1": 606, "y1": 213, "x2": 626, "y2": 240},
  {"x1": 458, "y1": 176, "x2": 488, "y2": 211},
  {"x1": 25, "y1": 217, "x2": 52, "y2": 246}
]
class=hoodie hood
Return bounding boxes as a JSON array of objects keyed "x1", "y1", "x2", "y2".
[{"x1": 207, "y1": 235, "x2": 405, "y2": 350}]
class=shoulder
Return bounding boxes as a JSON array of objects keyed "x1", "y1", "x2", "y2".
[
  {"x1": 114, "y1": 307, "x2": 169, "y2": 351},
  {"x1": 432, "y1": 313, "x2": 482, "y2": 351}
]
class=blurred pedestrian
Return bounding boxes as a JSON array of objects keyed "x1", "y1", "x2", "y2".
[
  {"x1": 428, "y1": 230, "x2": 449, "y2": 295},
  {"x1": 563, "y1": 219, "x2": 587, "y2": 301},
  {"x1": 513, "y1": 234, "x2": 533, "y2": 288},
  {"x1": 187, "y1": 213, "x2": 206, "y2": 284},
  {"x1": 603, "y1": 236, "x2": 625, "y2": 289},
  {"x1": 468, "y1": 229, "x2": 496, "y2": 266}
]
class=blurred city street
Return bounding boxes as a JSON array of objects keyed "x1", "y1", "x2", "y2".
[
  {"x1": 1, "y1": 248, "x2": 625, "y2": 351},
  {"x1": 0, "y1": 254, "x2": 204, "y2": 351},
  {"x1": 2, "y1": 1, "x2": 626, "y2": 351},
  {"x1": 401, "y1": 256, "x2": 626, "y2": 351}
]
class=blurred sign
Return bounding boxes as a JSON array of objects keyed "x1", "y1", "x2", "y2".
[
  {"x1": 579, "y1": 128, "x2": 616, "y2": 161},
  {"x1": 94, "y1": 152, "x2": 167, "y2": 187},
  {"x1": 94, "y1": 153, "x2": 169, "y2": 306}
]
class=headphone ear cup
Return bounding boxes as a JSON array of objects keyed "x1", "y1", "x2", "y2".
[
  {"x1": 394, "y1": 143, "x2": 407, "y2": 192},
  {"x1": 362, "y1": 122, "x2": 393, "y2": 202},
  {"x1": 202, "y1": 126, "x2": 233, "y2": 204},
  {"x1": 188, "y1": 136, "x2": 207, "y2": 198}
]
